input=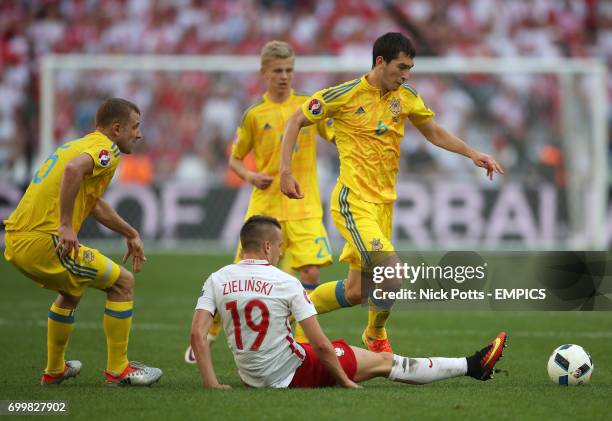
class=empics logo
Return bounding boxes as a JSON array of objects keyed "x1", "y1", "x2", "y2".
[
  {"x1": 98, "y1": 149, "x2": 111, "y2": 167},
  {"x1": 308, "y1": 99, "x2": 322, "y2": 115}
]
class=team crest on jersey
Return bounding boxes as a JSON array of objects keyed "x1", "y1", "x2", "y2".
[
  {"x1": 335, "y1": 347, "x2": 345, "y2": 357},
  {"x1": 389, "y1": 98, "x2": 401, "y2": 122},
  {"x1": 98, "y1": 149, "x2": 111, "y2": 167},
  {"x1": 83, "y1": 250, "x2": 95, "y2": 263},
  {"x1": 308, "y1": 99, "x2": 322, "y2": 115},
  {"x1": 370, "y1": 238, "x2": 383, "y2": 251}
]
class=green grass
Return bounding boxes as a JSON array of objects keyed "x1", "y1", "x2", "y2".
[{"x1": 1, "y1": 254, "x2": 611, "y2": 420}]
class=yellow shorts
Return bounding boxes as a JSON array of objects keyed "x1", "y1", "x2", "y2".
[
  {"x1": 234, "y1": 217, "x2": 332, "y2": 270},
  {"x1": 4, "y1": 231, "x2": 121, "y2": 297},
  {"x1": 330, "y1": 183, "x2": 395, "y2": 271}
]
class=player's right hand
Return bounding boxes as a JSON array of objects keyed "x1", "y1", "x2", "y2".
[
  {"x1": 247, "y1": 172, "x2": 274, "y2": 190},
  {"x1": 280, "y1": 172, "x2": 304, "y2": 199},
  {"x1": 57, "y1": 224, "x2": 80, "y2": 260}
]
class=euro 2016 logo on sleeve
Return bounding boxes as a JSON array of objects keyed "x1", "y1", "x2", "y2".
[
  {"x1": 98, "y1": 149, "x2": 111, "y2": 167},
  {"x1": 308, "y1": 99, "x2": 322, "y2": 115}
]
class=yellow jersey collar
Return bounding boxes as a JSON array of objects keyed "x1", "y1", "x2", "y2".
[
  {"x1": 263, "y1": 89, "x2": 295, "y2": 105},
  {"x1": 361, "y1": 74, "x2": 395, "y2": 98},
  {"x1": 91, "y1": 130, "x2": 113, "y2": 144}
]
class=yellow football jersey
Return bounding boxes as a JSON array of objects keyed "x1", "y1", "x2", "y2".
[
  {"x1": 232, "y1": 90, "x2": 334, "y2": 221},
  {"x1": 302, "y1": 75, "x2": 434, "y2": 203},
  {"x1": 4, "y1": 131, "x2": 121, "y2": 234}
]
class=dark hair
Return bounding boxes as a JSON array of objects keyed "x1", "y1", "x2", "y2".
[
  {"x1": 240, "y1": 215, "x2": 282, "y2": 251},
  {"x1": 372, "y1": 32, "x2": 416, "y2": 68},
  {"x1": 95, "y1": 98, "x2": 140, "y2": 128}
]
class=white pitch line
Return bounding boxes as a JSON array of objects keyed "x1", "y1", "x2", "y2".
[{"x1": 1, "y1": 319, "x2": 611, "y2": 338}]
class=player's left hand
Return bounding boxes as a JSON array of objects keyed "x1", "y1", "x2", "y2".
[
  {"x1": 210, "y1": 383, "x2": 232, "y2": 389},
  {"x1": 57, "y1": 224, "x2": 80, "y2": 260},
  {"x1": 124, "y1": 234, "x2": 147, "y2": 273},
  {"x1": 339, "y1": 379, "x2": 362, "y2": 389},
  {"x1": 472, "y1": 152, "x2": 504, "y2": 180}
]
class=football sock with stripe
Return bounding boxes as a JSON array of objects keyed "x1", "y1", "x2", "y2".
[
  {"x1": 104, "y1": 300, "x2": 133, "y2": 375},
  {"x1": 366, "y1": 301, "x2": 391, "y2": 340},
  {"x1": 208, "y1": 313, "x2": 222, "y2": 339},
  {"x1": 294, "y1": 280, "x2": 352, "y2": 343},
  {"x1": 309, "y1": 279, "x2": 352, "y2": 314},
  {"x1": 46, "y1": 304, "x2": 76, "y2": 375},
  {"x1": 388, "y1": 354, "x2": 467, "y2": 384}
]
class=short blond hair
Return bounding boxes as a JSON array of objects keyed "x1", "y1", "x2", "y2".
[{"x1": 260, "y1": 41, "x2": 294, "y2": 67}]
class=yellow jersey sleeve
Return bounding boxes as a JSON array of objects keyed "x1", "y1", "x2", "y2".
[
  {"x1": 82, "y1": 139, "x2": 121, "y2": 177},
  {"x1": 407, "y1": 90, "x2": 435, "y2": 126},
  {"x1": 231, "y1": 105, "x2": 257, "y2": 159},
  {"x1": 301, "y1": 79, "x2": 361, "y2": 124},
  {"x1": 315, "y1": 118, "x2": 335, "y2": 143}
]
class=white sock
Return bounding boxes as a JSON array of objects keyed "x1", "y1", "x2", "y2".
[{"x1": 388, "y1": 354, "x2": 467, "y2": 384}]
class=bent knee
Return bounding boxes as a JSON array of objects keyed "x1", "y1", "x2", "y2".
[{"x1": 107, "y1": 269, "x2": 135, "y2": 299}]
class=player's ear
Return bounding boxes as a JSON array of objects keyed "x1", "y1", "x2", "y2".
[{"x1": 111, "y1": 121, "x2": 121, "y2": 137}]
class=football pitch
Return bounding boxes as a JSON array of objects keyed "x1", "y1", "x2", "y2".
[{"x1": 1, "y1": 254, "x2": 611, "y2": 420}]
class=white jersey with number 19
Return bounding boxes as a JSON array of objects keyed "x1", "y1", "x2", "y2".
[{"x1": 195, "y1": 259, "x2": 317, "y2": 388}]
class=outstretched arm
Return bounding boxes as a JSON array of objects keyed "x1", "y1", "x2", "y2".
[
  {"x1": 280, "y1": 109, "x2": 313, "y2": 199},
  {"x1": 190, "y1": 309, "x2": 231, "y2": 389},
  {"x1": 416, "y1": 119, "x2": 504, "y2": 180},
  {"x1": 91, "y1": 199, "x2": 146, "y2": 272},
  {"x1": 299, "y1": 316, "x2": 361, "y2": 389},
  {"x1": 57, "y1": 153, "x2": 94, "y2": 259}
]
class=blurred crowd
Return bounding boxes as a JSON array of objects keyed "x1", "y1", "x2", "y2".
[{"x1": 1, "y1": 0, "x2": 610, "y2": 188}]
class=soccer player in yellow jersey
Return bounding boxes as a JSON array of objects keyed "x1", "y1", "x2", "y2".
[
  {"x1": 4, "y1": 98, "x2": 162, "y2": 386},
  {"x1": 280, "y1": 33, "x2": 504, "y2": 353},
  {"x1": 183, "y1": 41, "x2": 337, "y2": 359}
]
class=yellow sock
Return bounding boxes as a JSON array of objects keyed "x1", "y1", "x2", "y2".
[
  {"x1": 294, "y1": 280, "x2": 351, "y2": 343},
  {"x1": 293, "y1": 323, "x2": 308, "y2": 343},
  {"x1": 208, "y1": 313, "x2": 221, "y2": 337},
  {"x1": 309, "y1": 279, "x2": 351, "y2": 314},
  {"x1": 46, "y1": 304, "x2": 75, "y2": 375},
  {"x1": 104, "y1": 300, "x2": 133, "y2": 375},
  {"x1": 367, "y1": 302, "x2": 390, "y2": 340}
]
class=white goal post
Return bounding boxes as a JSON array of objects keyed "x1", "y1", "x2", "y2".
[{"x1": 39, "y1": 54, "x2": 608, "y2": 249}]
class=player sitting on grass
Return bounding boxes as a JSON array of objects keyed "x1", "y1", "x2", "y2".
[{"x1": 190, "y1": 215, "x2": 507, "y2": 388}]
